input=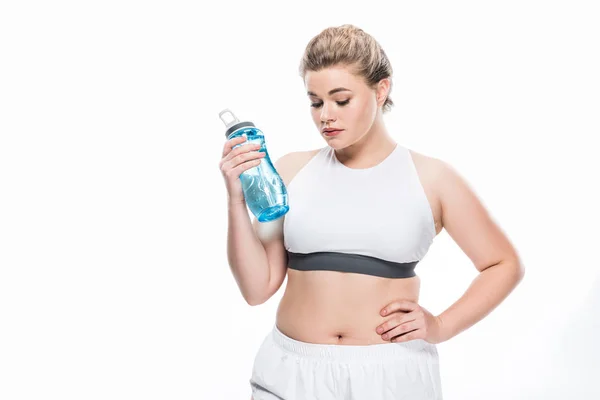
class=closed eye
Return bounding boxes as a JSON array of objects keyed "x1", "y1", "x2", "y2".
[{"x1": 310, "y1": 99, "x2": 350, "y2": 108}]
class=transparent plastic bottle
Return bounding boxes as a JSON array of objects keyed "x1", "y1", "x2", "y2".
[{"x1": 219, "y1": 109, "x2": 289, "y2": 222}]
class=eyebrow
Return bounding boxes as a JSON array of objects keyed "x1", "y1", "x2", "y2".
[{"x1": 307, "y1": 87, "x2": 352, "y2": 97}]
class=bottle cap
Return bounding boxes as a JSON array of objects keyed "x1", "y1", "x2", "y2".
[{"x1": 218, "y1": 109, "x2": 255, "y2": 138}]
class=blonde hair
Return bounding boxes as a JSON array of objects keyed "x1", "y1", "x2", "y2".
[{"x1": 299, "y1": 24, "x2": 394, "y2": 113}]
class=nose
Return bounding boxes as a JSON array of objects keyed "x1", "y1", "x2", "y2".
[{"x1": 320, "y1": 104, "x2": 336, "y2": 124}]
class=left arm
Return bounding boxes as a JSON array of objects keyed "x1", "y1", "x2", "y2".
[
  {"x1": 434, "y1": 160, "x2": 525, "y2": 342},
  {"x1": 376, "y1": 160, "x2": 525, "y2": 344}
]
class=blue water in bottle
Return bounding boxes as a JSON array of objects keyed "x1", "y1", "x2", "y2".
[{"x1": 219, "y1": 109, "x2": 289, "y2": 222}]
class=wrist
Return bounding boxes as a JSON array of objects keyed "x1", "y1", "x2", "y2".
[
  {"x1": 435, "y1": 314, "x2": 453, "y2": 343},
  {"x1": 227, "y1": 197, "x2": 246, "y2": 207}
]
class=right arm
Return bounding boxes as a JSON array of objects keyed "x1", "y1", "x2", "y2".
[
  {"x1": 220, "y1": 137, "x2": 304, "y2": 305},
  {"x1": 225, "y1": 171, "x2": 288, "y2": 306},
  {"x1": 227, "y1": 198, "x2": 287, "y2": 306}
]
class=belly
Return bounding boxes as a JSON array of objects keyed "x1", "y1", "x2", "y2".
[{"x1": 275, "y1": 269, "x2": 421, "y2": 345}]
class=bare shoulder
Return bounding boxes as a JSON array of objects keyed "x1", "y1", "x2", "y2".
[
  {"x1": 407, "y1": 148, "x2": 446, "y2": 182},
  {"x1": 407, "y1": 148, "x2": 483, "y2": 233},
  {"x1": 274, "y1": 147, "x2": 323, "y2": 186},
  {"x1": 407, "y1": 148, "x2": 446, "y2": 235}
]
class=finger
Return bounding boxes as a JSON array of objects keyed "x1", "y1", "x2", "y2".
[
  {"x1": 222, "y1": 135, "x2": 247, "y2": 157},
  {"x1": 381, "y1": 300, "x2": 418, "y2": 316},
  {"x1": 376, "y1": 311, "x2": 417, "y2": 335},
  {"x1": 391, "y1": 329, "x2": 423, "y2": 343},
  {"x1": 229, "y1": 158, "x2": 264, "y2": 177},
  {"x1": 221, "y1": 148, "x2": 266, "y2": 173},
  {"x1": 222, "y1": 141, "x2": 262, "y2": 164},
  {"x1": 381, "y1": 320, "x2": 421, "y2": 341},
  {"x1": 224, "y1": 158, "x2": 263, "y2": 181},
  {"x1": 222, "y1": 135, "x2": 247, "y2": 156}
]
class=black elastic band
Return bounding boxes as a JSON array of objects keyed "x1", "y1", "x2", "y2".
[{"x1": 286, "y1": 251, "x2": 418, "y2": 279}]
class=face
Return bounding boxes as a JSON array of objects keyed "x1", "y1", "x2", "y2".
[{"x1": 304, "y1": 64, "x2": 389, "y2": 149}]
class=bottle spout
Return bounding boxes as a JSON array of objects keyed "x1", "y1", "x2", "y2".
[
  {"x1": 218, "y1": 109, "x2": 240, "y2": 130},
  {"x1": 219, "y1": 108, "x2": 255, "y2": 138}
]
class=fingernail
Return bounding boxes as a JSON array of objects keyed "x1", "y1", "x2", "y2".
[
  {"x1": 376, "y1": 327, "x2": 383, "y2": 333},
  {"x1": 381, "y1": 309, "x2": 387, "y2": 315}
]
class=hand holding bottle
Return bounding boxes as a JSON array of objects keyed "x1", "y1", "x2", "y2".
[
  {"x1": 219, "y1": 135, "x2": 266, "y2": 204},
  {"x1": 218, "y1": 109, "x2": 289, "y2": 222}
]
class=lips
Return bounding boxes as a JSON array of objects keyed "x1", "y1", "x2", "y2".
[{"x1": 323, "y1": 128, "x2": 344, "y2": 136}]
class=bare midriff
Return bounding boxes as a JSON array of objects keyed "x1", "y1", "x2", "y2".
[{"x1": 275, "y1": 268, "x2": 420, "y2": 345}]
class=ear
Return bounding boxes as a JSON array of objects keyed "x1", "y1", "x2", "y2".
[{"x1": 376, "y1": 78, "x2": 391, "y2": 107}]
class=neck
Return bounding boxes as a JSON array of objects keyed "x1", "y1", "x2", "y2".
[{"x1": 335, "y1": 113, "x2": 397, "y2": 169}]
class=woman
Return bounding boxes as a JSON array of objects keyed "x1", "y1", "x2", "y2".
[{"x1": 219, "y1": 24, "x2": 524, "y2": 400}]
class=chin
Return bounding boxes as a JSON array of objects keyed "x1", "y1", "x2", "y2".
[
  {"x1": 323, "y1": 138, "x2": 346, "y2": 150},
  {"x1": 325, "y1": 135, "x2": 359, "y2": 150}
]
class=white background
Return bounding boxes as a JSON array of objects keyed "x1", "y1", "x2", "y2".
[{"x1": 1, "y1": 0, "x2": 599, "y2": 399}]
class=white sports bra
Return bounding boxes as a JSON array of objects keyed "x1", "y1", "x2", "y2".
[{"x1": 283, "y1": 144, "x2": 436, "y2": 278}]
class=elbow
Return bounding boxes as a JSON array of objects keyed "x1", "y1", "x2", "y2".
[
  {"x1": 245, "y1": 296, "x2": 266, "y2": 306},
  {"x1": 244, "y1": 275, "x2": 281, "y2": 306},
  {"x1": 508, "y1": 257, "x2": 525, "y2": 284},
  {"x1": 244, "y1": 291, "x2": 271, "y2": 306},
  {"x1": 243, "y1": 273, "x2": 282, "y2": 306},
  {"x1": 516, "y1": 261, "x2": 525, "y2": 282},
  {"x1": 486, "y1": 257, "x2": 524, "y2": 285}
]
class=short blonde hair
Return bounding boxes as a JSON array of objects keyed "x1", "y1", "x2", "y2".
[{"x1": 299, "y1": 24, "x2": 394, "y2": 113}]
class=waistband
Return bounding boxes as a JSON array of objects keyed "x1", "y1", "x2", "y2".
[{"x1": 271, "y1": 325, "x2": 437, "y2": 363}]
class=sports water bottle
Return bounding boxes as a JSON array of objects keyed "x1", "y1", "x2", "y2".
[{"x1": 219, "y1": 109, "x2": 289, "y2": 222}]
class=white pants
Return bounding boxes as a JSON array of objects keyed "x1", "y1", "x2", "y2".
[{"x1": 250, "y1": 325, "x2": 443, "y2": 400}]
